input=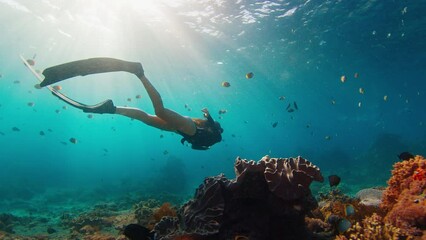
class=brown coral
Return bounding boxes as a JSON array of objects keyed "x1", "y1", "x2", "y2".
[{"x1": 235, "y1": 155, "x2": 324, "y2": 201}]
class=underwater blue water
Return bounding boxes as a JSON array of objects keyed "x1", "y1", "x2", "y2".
[{"x1": 0, "y1": 0, "x2": 425, "y2": 212}]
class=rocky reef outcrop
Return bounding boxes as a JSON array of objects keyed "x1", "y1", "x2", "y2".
[{"x1": 154, "y1": 155, "x2": 324, "y2": 240}]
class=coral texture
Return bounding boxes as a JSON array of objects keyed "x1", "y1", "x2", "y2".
[
  {"x1": 380, "y1": 155, "x2": 426, "y2": 236},
  {"x1": 155, "y1": 155, "x2": 324, "y2": 240},
  {"x1": 336, "y1": 213, "x2": 408, "y2": 240}
]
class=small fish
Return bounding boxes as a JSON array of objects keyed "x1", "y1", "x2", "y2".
[
  {"x1": 135, "y1": 94, "x2": 142, "y2": 99},
  {"x1": 0, "y1": 131, "x2": 5, "y2": 136},
  {"x1": 293, "y1": 101, "x2": 298, "y2": 110},
  {"x1": 245, "y1": 72, "x2": 254, "y2": 79},
  {"x1": 26, "y1": 59, "x2": 35, "y2": 66},
  {"x1": 39, "y1": 131, "x2": 45, "y2": 136},
  {"x1": 48, "y1": 129, "x2": 53, "y2": 132},
  {"x1": 13, "y1": 80, "x2": 20, "y2": 84},
  {"x1": 123, "y1": 224, "x2": 154, "y2": 240},
  {"x1": 221, "y1": 81, "x2": 231, "y2": 87},
  {"x1": 184, "y1": 104, "x2": 188, "y2": 108},
  {"x1": 331, "y1": 99, "x2": 336, "y2": 105},
  {"x1": 344, "y1": 204, "x2": 355, "y2": 216},
  {"x1": 218, "y1": 109, "x2": 227, "y2": 114},
  {"x1": 272, "y1": 122, "x2": 278, "y2": 128},
  {"x1": 103, "y1": 148, "x2": 108, "y2": 152},
  {"x1": 328, "y1": 175, "x2": 341, "y2": 187},
  {"x1": 278, "y1": 96, "x2": 285, "y2": 101},
  {"x1": 60, "y1": 141, "x2": 67, "y2": 145},
  {"x1": 69, "y1": 137, "x2": 78, "y2": 144},
  {"x1": 55, "y1": 109, "x2": 60, "y2": 114},
  {"x1": 397, "y1": 151, "x2": 414, "y2": 161},
  {"x1": 286, "y1": 103, "x2": 291, "y2": 110},
  {"x1": 287, "y1": 108, "x2": 294, "y2": 113},
  {"x1": 231, "y1": 134, "x2": 236, "y2": 138},
  {"x1": 12, "y1": 127, "x2": 20, "y2": 132},
  {"x1": 359, "y1": 87, "x2": 365, "y2": 94},
  {"x1": 354, "y1": 72, "x2": 359, "y2": 78},
  {"x1": 340, "y1": 75, "x2": 346, "y2": 83},
  {"x1": 358, "y1": 102, "x2": 362, "y2": 108},
  {"x1": 160, "y1": 134, "x2": 164, "y2": 138},
  {"x1": 62, "y1": 106, "x2": 67, "y2": 110},
  {"x1": 27, "y1": 102, "x2": 35, "y2": 107},
  {"x1": 87, "y1": 114, "x2": 93, "y2": 119},
  {"x1": 52, "y1": 85, "x2": 62, "y2": 91},
  {"x1": 163, "y1": 150, "x2": 169, "y2": 155},
  {"x1": 383, "y1": 95, "x2": 388, "y2": 101},
  {"x1": 127, "y1": 98, "x2": 132, "y2": 102},
  {"x1": 325, "y1": 135, "x2": 331, "y2": 140},
  {"x1": 34, "y1": 84, "x2": 41, "y2": 89}
]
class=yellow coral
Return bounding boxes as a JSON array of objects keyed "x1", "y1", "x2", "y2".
[{"x1": 337, "y1": 213, "x2": 410, "y2": 240}]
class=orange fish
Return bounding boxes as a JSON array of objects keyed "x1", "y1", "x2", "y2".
[
  {"x1": 221, "y1": 81, "x2": 231, "y2": 87},
  {"x1": 52, "y1": 85, "x2": 62, "y2": 91},
  {"x1": 245, "y1": 72, "x2": 254, "y2": 79}
]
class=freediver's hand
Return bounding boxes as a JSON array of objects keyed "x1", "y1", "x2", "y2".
[{"x1": 201, "y1": 108, "x2": 210, "y2": 117}]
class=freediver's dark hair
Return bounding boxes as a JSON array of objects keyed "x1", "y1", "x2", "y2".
[{"x1": 180, "y1": 111, "x2": 223, "y2": 150}]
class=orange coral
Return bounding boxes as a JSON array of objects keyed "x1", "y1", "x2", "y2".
[
  {"x1": 148, "y1": 202, "x2": 177, "y2": 229},
  {"x1": 381, "y1": 155, "x2": 426, "y2": 211},
  {"x1": 381, "y1": 155, "x2": 426, "y2": 237}
]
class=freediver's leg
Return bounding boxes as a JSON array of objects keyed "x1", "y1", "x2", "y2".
[
  {"x1": 115, "y1": 107, "x2": 174, "y2": 131},
  {"x1": 136, "y1": 75, "x2": 196, "y2": 135}
]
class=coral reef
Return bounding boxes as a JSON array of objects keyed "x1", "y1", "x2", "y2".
[
  {"x1": 381, "y1": 155, "x2": 426, "y2": 211},
  {"x1": 154, "y1": 155, "x2": 324, "y2": 240},
  {"x1": 336, "y1": 213, "x2": 408, "y2": 240},
  {"x1": 148, "y1": 202, "x2": 177, "y2": 229},
  {"x1": 381, "y1": 155, "x2": 426, "y2": 236}
]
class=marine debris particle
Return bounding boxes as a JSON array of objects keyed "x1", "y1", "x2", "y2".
[
  {"x1": 358, "y1": 102, "x2": 362, "y2": 107},
  {"x1": 221, "y1": 81, "x2": 230, "y2": 87},
  {"x1": 272, "y1": 122, "x2": 278, "y2": 128},
  {"x1": 12, "y1": 127, "x2": 20, "y2": 132},
  {"x1": 383, "y1": 95, "x2": 388, "y2": 101},
  {"x1": 359, "y1": 87, "x2": 365, "y2": 94},
  {"x1": 69, "y1": 137, "x2": 78, "y2": 144},
  {"x1": 340, "y1": 75, "x2": 346, "y2": 83},
  {"x1": 245, "y1": 72, "x2": 254, "y2": 79}
]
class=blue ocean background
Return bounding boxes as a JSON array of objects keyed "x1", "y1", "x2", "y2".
[{"x1": 0, "y1": 0, "x2": 425, "y2": 224}]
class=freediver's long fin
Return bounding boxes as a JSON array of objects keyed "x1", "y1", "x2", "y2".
[{"x1": 40, "y1": 58, "x2": 143, "y2": 87}]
